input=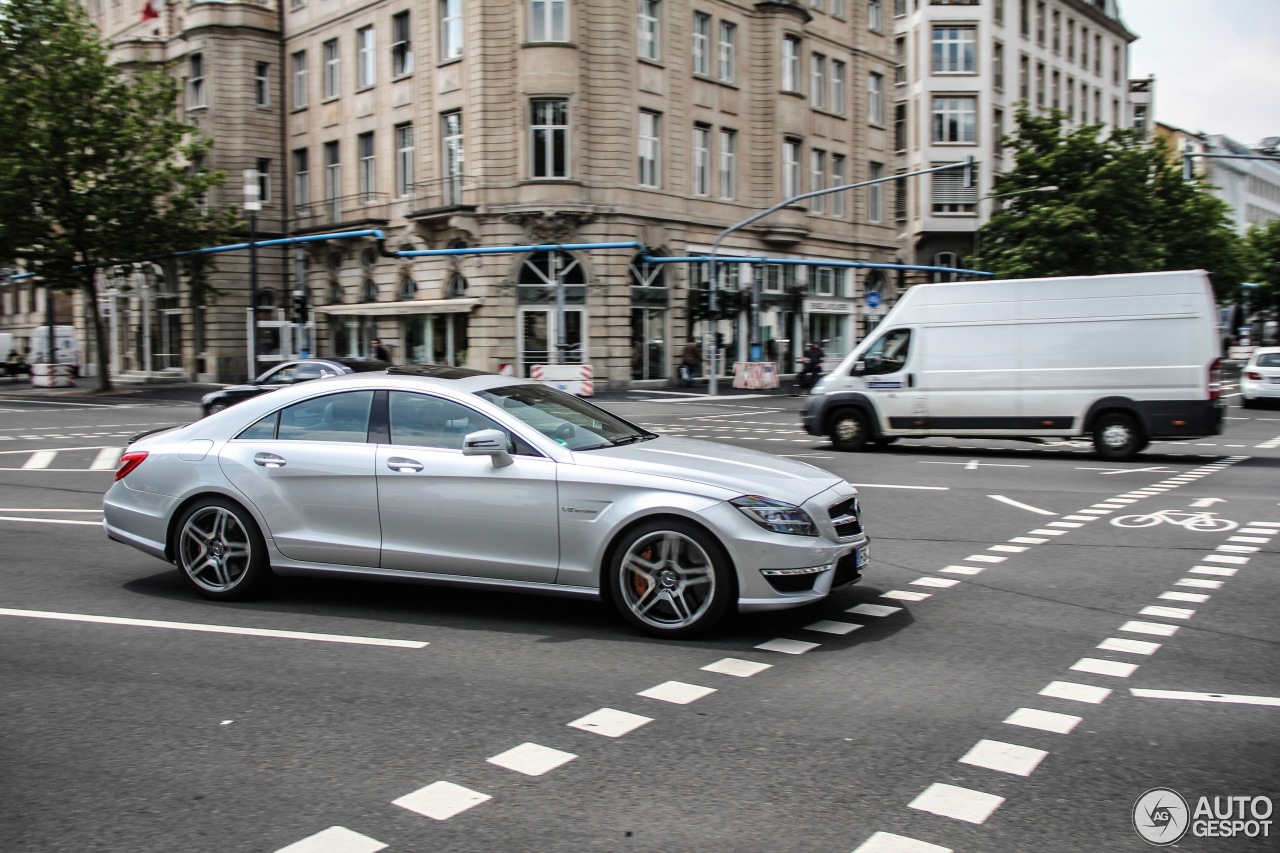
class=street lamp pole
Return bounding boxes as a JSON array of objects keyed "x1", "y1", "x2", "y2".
[
  {"x1": 705, "y1": 157, "x2": 978, "y2": 396},
  {"x1": 244, "y1": 170, "x2": 260, "y2": 380}
]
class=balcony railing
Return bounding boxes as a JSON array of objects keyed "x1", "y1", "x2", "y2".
[
  {"x1": 291, "y1": 192, "x2": 389, "y2": 232},
  {"x1": 407, "y1": 175, "x2": 477, "y2": 216}
]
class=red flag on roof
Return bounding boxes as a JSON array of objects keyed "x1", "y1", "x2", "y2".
[{"x1": 141, "y1": 0, "x2": 160, "y2": 21}]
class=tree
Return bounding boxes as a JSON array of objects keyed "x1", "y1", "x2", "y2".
[
  {"x1": 1242, "y1": 218, "x2": 1280, "y2": 318},
  {"x1": 0, "y1": 0, "x2": 236, "y2": 390},
  {"x1": 974, "y1": 108, "x2": 1245, "y2": 296}
]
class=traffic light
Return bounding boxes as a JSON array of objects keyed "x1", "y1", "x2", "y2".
[
  {"x1": 292, "y1": 288, "x2": 309, "y2": 325},
  {"x1": 689, "y1": 288, "x2": 711, "y2": 321}
]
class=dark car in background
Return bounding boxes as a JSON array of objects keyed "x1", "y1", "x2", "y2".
[{"x1": 200, "y1": 358, "x2": 390, "y2": 416}]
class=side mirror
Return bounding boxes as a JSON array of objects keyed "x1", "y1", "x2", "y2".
[
  {"x1": 852, "y1": 360, "x2": 866, "y2": 376},
  {"x1": 462, "y1": 428, "x2": 513, "y2": 468}
]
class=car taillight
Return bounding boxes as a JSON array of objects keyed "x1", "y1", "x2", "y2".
[
  {"x1": 1208, "y1": 357, "x2": 1221, "y2": 400},
  {"x1": 114, "y1": 451, "x2": 149, "y2": 481},
  {"x1": 1246, "y1": 371, "x2": 1262, "y2": 381}
]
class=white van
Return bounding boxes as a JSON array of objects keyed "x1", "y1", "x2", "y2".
[
  {"x1": 803, "y1": 270, "x2": 1224, "y2": 461},
  {"x1": 29, "y1": 325, "x2": 78, "y2": 366}
]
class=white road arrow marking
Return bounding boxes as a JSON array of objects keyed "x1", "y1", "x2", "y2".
[{"x1": 1190, "y1": 497, "x2": 1225, "y2": 507}]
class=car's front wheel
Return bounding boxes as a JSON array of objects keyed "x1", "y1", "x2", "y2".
[
  {"x1": 174, "y1": 497, "x2": 271, "y2": 600},
  {"x1": 828, "y1": 408, "x2": 870, "y2": 451},
  {"x1": 608, "y1": 519, "x2": 733, "y2": 638}
]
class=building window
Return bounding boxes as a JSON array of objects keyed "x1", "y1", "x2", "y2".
[
  {"x1": 831, "y1": 154, "x2": 846, "y2": 216},
  {"x1": 932, "y1": 25, "x2": 975, "y2": 74},
  {"x1": 782, "y1": 35, "x2": 801, "y2": 92},
  {"x1": 442, "y1": 111, "x2": 464, "y2": 203},
  {"x1": 692, "y1": 124, "x2": 710, "y2": 196},
  {"x1": 994, "y1": 0, "x2": 1004, "y2": 25},
  {"x1": 718, "y1": 21, "x2": 736, "y2": 82},
  {"x1": 868, "y1": 72, "x2": 884, "y2": 124},
  {"x1": 868, "y1": 0, "x2": 881, "y2": 31},
  {"x1": 811, "y1": 54, "x2": 826, "y2": 109},
  {"x1": 1081, "y1": 25, "x2": 1089, "y2": 69},
  {"x1": 531, "y1": 98, "x2": 568, "y2": 178},
  {"x1": 187, "y1": 53, "x2": 205, "y2": 108},
  {"x1": 292, "y1": 51, "x2": 308, "y2": 108},
  {"x1": 392, "y1": 11, "x2": 413, "y2": 76},
  {"x1": 810, "y1": 149, "x2": 825, "y2": 213},
  {"x1": 831, "y1": 60, "x2": 846, "y2": 114},
  {"x1": 1052, "y1": 69, "x2": 1060, "y2": 109},
  {"x1": 894, "y1": 173, "x2": 908, "y2": 222},
  {"x1": 1066, "y1": 77, "x2": 1075, "y2": 119},
  {"x1": 932, "y1": 251, "x2": 961, "y2": 282},
  {"x1": 1112, "y1": 44, "x2": 1120, "y2": 84},
  {"x1": 638, "y1": 110, "x2": 661, "y2": 187},
  {"x1": 531, "y1": 0, "x2": 568, "y2": 42},
  {"x1": 1019, "y1": 0, "x2": 1029, "y2": 37},
  {"x1": 254, "y1": 61, "x2": 270, "y2": 106},
  {"x1": 993, "y1": 41, "x2": 1004, "y2": 90},
  {"x1": 1052, "y1": 9, "x2": 1060, "y2": 52},
  {"x1": 324, "y1": 141, "x2": 341, "y2": 206},
  {"x1": 895, "y1": 0, "x2": 907, "y2": 15},
  {"x1": 932, "y1": 96, "x2": 976, "y2": 143},
  {"x1": 357, "y1": 26, "x2": 376, "y2": 88},
  {"x1": 323, "y1": 39, "x2": 340, "y2": 99},
  {"x1": 395, "y1": 123, "x2": 414, "y2": 197},
  {"x1": 293, "y1": 149, "x2": 310, "y2": 209},
  {"x1": 993, "y1": 106, "x2": 1004, "y2": 156},
  {"x1": 783, "y1": 138, "x2": 801, "y2": 198},
  {"x1": 638, "y1": 0, "x2": 660, "y2": 61},
  {"x1": 868, "y1": 162, "x2": 883, "y2": 222},
  {"x1": 1035, "y1": 1, "x2": 1045, "y2": 45},
  {"x1": 832, "y1": 0, "x2": 844, "y2": 18},
  {"x1": 1036, "y1": 61, "x2": 1045, "y2": 108},
  {"x1": 719, "y1": 128, "x2": 736, "y2": 199},
  {"x1": 441, "y1": 0, "x2": 463, "y2": 60},
  {"x1": 932, "y1": 166, "x2": 977, "y2": 213},
  {"x1": 358, "y1": 132, "x2": 376, "y2": 201},
  {"x1": 894, "y1": 103, "x2": 907, "y2": 151},
  {"x1": 1067, "y1": 19, "x2": 1075, "y2": 61},
  {"x1": 692, "y1": 12, "x2": 710, "y2": 75},
  {"x1": 894, "y1": 36, "x2": 907, "y2": 84},
  {"x1": 1094, "y1": 34, "x2": 1101, "y2": 74}
]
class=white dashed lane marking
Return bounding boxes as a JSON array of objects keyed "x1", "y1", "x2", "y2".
[
  {"x1": 392, "y1": 781, "x2": 491, "y2": 821},
  {"x1": 1003, "y1": 708, "x2": 1081, "y2": 735},
  {"x1": 486, "y1": 743, "x2": 577, "y2": 776},
  {"x1": 851, "y1": 832, "x2": 953, "y2": 853},
  {"x1": 1070, "y1": 658, "x2": 1139, "y2": 678},
  {"x1": 754, "y1": 638, "x2": 819, "y2": 655},
  {"x1": 908, "y1": 783, "x2": 1005, "y2": 824},
  {"x1": 1039, "y1": 681, "x2": 1112, "y2": 704},
  {"x1": 566, "y1": 708, "x2": 653, "y2": 738},
  {"x1": 958, "y1": 739, "x2": 1048, "y2": 777},
  {"x1": 805, "y1": 619, "x2": 865, "y2": 634},
  {"x1": 1097, "y1": 638, "x2": 1161, "y2": 655},
  {"x1": 637, "y1": 681, "x2": 717, "y2": 704},
  {"x1": 1120, "y1": 620, "x2": 1180, "y2": 637},
  {"x1": 701, "y1": 658, "x2": 771, "y2": 678},
  {"x1": 273, "y1": 826, "x2": 387, "y2": 853}
]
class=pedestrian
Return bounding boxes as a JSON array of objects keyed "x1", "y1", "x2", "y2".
[
  {"x1": 798, "y1": 340, "x2": 824, "y2": 391},
  {"x1": 370, "y1": 338, "x2": 390, "y2": 362},
  {"x1": 6, "y1": 349, "x2": 25, "y2": 382},
  {"x1": 680, "y1": 338, "x2": 701, "y2": 386}
]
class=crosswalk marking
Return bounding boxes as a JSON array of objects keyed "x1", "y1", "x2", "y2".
[
  {"x1": 91, "y1": 448, "x2": 121, "y2": 470},
  {"x1": 22, "y1": 450, "x2": 56, "y2": 469}
]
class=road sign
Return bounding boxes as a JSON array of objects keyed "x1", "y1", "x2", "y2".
[{"x1": 866, "y1": 292, "x2": 881, "y2": 309}]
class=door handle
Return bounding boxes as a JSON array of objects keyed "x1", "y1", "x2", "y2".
[
  {"x1": 253, "y1": 452, "x2": 286, "y2": 468},
  {"x1": 907, "y1": 373, "x2": 915, "y2": 388},
  {"x1": 387, "y1": 456, "x2": 424, "y2": 473}
]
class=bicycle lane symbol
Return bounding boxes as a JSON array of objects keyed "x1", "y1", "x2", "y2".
[{"x1": 1111, "y1": 510, "x2": 1239, "y2": 532}]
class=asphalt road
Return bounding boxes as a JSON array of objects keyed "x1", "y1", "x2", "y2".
[{"x1": 0, "y1": 381, "x2": 1276, "y2": 853}]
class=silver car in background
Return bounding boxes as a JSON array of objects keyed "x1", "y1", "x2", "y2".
[{"x1": 104, "y1": 366, "x2": 869, "y2": 636}]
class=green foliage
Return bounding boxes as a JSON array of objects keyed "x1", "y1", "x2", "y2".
[
  {"x1": 0, "y1": 0, "x2": 236, "y2": 384},
  {"x1": 974, "y1": 108, "x2": 1245, "y2": 297},
  {"x1": 1242, "y1": 219, "x2": 1280, "y2": 312}
]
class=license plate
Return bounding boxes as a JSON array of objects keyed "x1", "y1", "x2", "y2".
[
  {"x1": 855, "y1": 545, "x2": 869, "y2": 568},
  {"x1": 1269, "y1": 377, "x2": 1280, "y2": 384}
]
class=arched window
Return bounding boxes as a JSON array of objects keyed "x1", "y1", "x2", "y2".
[
  {"x1": 327, "y1": 281, "x2": 344, "y2": 304},
  {"x1": 517, "y1": 250, "x2": 585, "y2": 303},
  {"x1": 360, "y1": 279, "x2": 378, "y2": 302},
  {"x1": 398, "y1": 277, "x2": 418, "y2": 300},
  {"x1": 931, "y1": 251, "x2": 961, "y2": 283},
  {"x1": 446, "y1": 273, "x2": 467, "y2": 298}
]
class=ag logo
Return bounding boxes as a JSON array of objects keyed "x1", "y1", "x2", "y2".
[{"x1": 1134, "y1": 787, "x2": 1190, "y2": 845}]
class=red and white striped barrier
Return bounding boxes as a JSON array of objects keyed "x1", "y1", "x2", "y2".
[
  {"x1": 30, "y1": 363, "x2": 76, "y2": 388},
  {"x1": 531, "y1": 363, "x2": 594, "y2": 396},
  {"x1": 732, "y1": 361, "x2": 780, "y2": 390}
]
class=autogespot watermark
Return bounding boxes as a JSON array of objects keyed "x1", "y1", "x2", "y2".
[{"x1": 1133, "y1": 787, "x2": 1274, "y2": 845}]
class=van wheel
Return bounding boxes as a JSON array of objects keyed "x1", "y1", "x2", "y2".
[
  {"x1": 1093, "y1": 413, "x2": 1144, "y2": 461},
  {"x1": 829, "y1": 409, "x2": 870, "y2": 451}
]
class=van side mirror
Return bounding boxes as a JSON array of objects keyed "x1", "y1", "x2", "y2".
[
  {"x1": 462, "y1": 429, "x2": 513, "y2": 468},
  {"x1": 852, "y1": 360, "x2": 866, "y2": 375}
]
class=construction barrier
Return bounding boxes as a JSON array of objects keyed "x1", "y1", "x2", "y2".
[
  {"x1": 732, "y1": 361, "x2": 780, "y2": 390},
  {"x1": 531, "y1": 363, "x2": 594, "y2": 397},
  {"x1": 31, "y1": 363, "x2": 76, "y2": 388}
]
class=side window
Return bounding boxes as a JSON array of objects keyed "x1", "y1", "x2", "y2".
[
  {"x1": 261, "y1": 365, "x2": 297, "y2": 386},
  {"x1": 278, "y1": 391, "x2": 374, "y2": 442},
  {"x1": 292, "y1": 363, "x2": 325, "y2": 382},
  {"x1": 388, "y1": 392, "x2": 507, "y2": 451},
  {"x1": 238, "y1": 413, "x2": 278, "y2": 440},
  {"x1": 862, "y1": 329, "x2": 911, "y2": 374}
]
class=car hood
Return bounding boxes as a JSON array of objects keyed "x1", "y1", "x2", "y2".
[{"x1": 574, "y1": 436, "x2": 844, "y2": 505}]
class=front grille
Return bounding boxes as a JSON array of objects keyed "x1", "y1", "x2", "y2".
[{"x1": 827, "y1": 497, "x2": 862, "y2": 539}]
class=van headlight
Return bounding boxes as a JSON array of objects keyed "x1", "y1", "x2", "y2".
[{"x1": 730, "y1": 495, "x2": 818, "y2": 536}]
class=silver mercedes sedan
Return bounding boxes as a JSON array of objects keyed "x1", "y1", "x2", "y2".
[{"x1": 104, "y1": 365, "x2": 869, "y2": 637}]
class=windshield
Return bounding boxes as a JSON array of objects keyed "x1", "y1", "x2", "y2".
[{"x1": 476, "y1": 384, "x2": 655, "y2": 451}]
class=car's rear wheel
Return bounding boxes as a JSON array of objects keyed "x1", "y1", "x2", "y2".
[
  {"x1": 174, "y1": 498, "x2": 271, "y2": 600},
  {"x1": 1093, "y1": 412, "x2": 1144, "y2": 461},
  {"x1": 828, "y1": 408, "x2": 870, "y2": 451},
  {"x1": 608, "y1": 519, "x2": 733, "y2": 638}
]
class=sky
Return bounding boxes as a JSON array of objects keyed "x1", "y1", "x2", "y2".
[{"x1": 1119, "y1": 0, "x2": 1280, "y2": 145}]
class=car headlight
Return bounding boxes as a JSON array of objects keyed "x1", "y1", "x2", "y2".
[{"x1": 731, "y1": 495, "x2": 818, "y2": 536}]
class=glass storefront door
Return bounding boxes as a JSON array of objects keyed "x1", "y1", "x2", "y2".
[{"x1": 519, "y1": 307, "x2": 583, "y2": 376}]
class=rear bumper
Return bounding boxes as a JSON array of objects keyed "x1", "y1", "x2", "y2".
[{"x1": 1136, "y1": 398, "x2": 1224, "y2": 438}]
